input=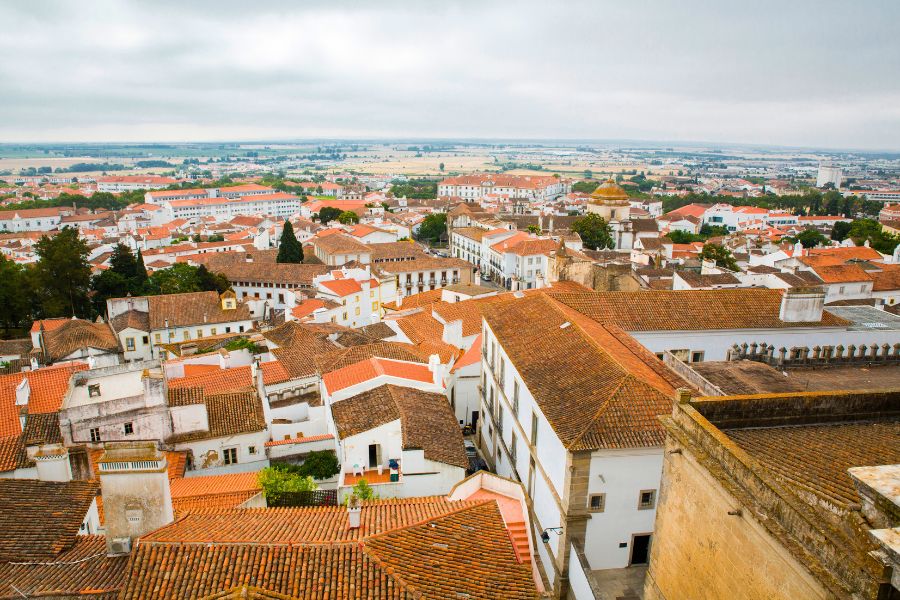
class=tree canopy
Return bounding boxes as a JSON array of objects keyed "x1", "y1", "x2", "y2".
[
  {"x1": 389, "y1": 179, "x2": 437, "y2": 199},
  {"x1": 276, "y1": 220, "x2": 303, "y2": 263},
  {"x1": 337, "y1": 210, "x2": 360, "y2": 224},
  {"x1": 845, "y1": 219, "x2": 900, "y2": 254},
  {"x1": 571, "y1": 213, "x2": 614, "y2": 250},
  {"x1": 786, "y1": 228, "x2": 829, "y2": 249},
  {"x1": 315, "y1": 206, "x2": 342, "y2": 224},
  {"x1": 415, "y1": 212, "x2": 447, "y2": 244},
  {"x1": 699, "y1": 243, "x2": 739, "y2": 271},
  {"x1": 33, "y1": 227, "x2": 93, "y2": 318}
]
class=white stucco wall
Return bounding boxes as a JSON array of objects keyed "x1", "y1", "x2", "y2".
[{"x1": 584, "y1": 447, "x2": 663, "y2": 570}]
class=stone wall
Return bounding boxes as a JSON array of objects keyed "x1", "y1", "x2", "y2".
[{"x1": 645, "y1": 433, "x2": 829, "y2": 600}]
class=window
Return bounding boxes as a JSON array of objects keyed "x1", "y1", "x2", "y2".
[
  {"x1": 531, "y1": 411, "x2": 539, "y2": 445},
  {"x1": 512, "y1": 380, "x2": 519, "y2": 416},
  {"x1": 239, "y1": 325, "x2": 245, "y2": 332},
  {"x1": 210, "y1": 328, "x2": 217, "y2": 335},
  {"x1": 142, "y1": 336, "x2": 149, "y2": 345},
  {"x1": 638, "y1": 489, "x2": 657, "y2": 510},
  {"x1": 154, "y1": 333, "x2": 162, "y2": 343},
  {"x1": 124, "y1": 422, "x2": 134, "y2": 435},
  {"x1": 372, "y1": 301, "x2": 379, "y2": 311},
  {"x1": 691, "y1": 351, "x2": 705, "y2": 363},
  {"x1": 355, "y1": 307, "x2": 360, "y2": 316},
  {"x1": 88, "y1": 384, "x2": 101, "y2": 397},
  {"x1": 197, "y1": 329, "x2": 204, "y2": 338},
  {"x1": 89, "y1": 427, "x2": 101, "y2": 442},
  {"x1": 248, "y1": 446, "x2": 257, "y2": 455},
  {"x1": 183, "y1": 330, "x2": 191, "y2": 341},
  {"x1": 225, "y1": 327, "x2": 231, "y2": 333},
  {"x1": 223, "y1": 447, "x2": 238, "y2": 465},
  {"x1": 589, "y1": 493, "x2": 606, "y2": 512},
  {"x1": 510, "y1": 431, "x2": 517, "y2": 462},
  {"x1": 125, "y1": 337, "x2": 136, "y2": 351}
]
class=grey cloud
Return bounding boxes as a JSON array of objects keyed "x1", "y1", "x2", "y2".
[{"x1": 0, "y1": 0, "x2": 898, "y2": 148}]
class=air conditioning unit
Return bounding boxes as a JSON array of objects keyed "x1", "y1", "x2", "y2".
[{"x1": 108, "y1": 537, "x2": 132, "y2": 555}]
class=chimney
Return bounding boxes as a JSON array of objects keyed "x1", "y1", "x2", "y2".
[
  {"x1": 700, "y1": 259, "x2": 717, "y2": 275},
  {"x1": 427, "y1": 353, "x2": 444, "y2": 387},
  {"x1": 779, "y1": 288, "x2": 825, "y2": 323},
  {"x1": 396, "y1": 293, "x2": 403, "y2": 308},
  {"x1": 347, "y1": 495, "x2": 362, "y2": 529},
  {"x1": 98, "y1": 442, "x2": 173, "y2": 556},
  {"x1": 14, "y1": 377, "x2": 30, "y2": 407},
  {"x1": 34, "y1": 444, "x2": 73, "y2": 482}
]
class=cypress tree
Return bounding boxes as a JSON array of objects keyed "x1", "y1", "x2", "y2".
[{"x1": 276, "y1": 220, "x2": 303, "y2": 264}]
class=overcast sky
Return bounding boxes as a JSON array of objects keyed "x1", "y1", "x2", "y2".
[{"x1": 1, "y1": 0, "x2": 898, "y2": 149}]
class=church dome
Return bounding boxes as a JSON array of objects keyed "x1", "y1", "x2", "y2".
[{"x1": 589, "y1": 178, "x2": 630, "y2": 206}]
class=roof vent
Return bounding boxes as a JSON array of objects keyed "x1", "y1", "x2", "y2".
[
  {"x1": 432, "y1": 542, "x2": 448, "y2": 549},
  {"x1": 560, "y1": 322, "x2": 571, "y2": 329}
]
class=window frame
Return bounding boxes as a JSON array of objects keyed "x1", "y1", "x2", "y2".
[
  {"x1": 588, "y1": 493, "x2": 606, "y2": 512},
  {"x1": 638, "y1": 489, "x2": 657, "y2": 510}
]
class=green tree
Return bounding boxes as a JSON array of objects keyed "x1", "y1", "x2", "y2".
[
  {"x1": 572, "y1": 181, "x2": 599, "y2": 194},
  {"x1": 0, "y1": 255, "x2": 30, "y2": 334},
  {"x1": 257, "y1": 467, "x2": 317, "y2": 505},
  {"x1": 196, "y1": 265, "x2": 230, "y2": 293},
  {"x1": 296, "y1": 451, "x2": 340, "y2": 480},
  {"x1": 667, "y1": 230, "x2": 704, "y2": 244},
  {"x1": 90, "y1": 270, "x2": 131, "y2": 315},
  {"x1": 789, "y1": 228, "x2": 829, "y2": 248},
  {"x1": 439, "y1": 162, "x2": 445, "y2": 172},
  {"x1": 337, "y1": 210, "x2": 360, "y2": 224},
  {"x1": 108, "y1": 244, "x2": 135, "y2": 279},
  {"x1": 33, "y1": 227, "x2": 92, "y2": 317},
  {"x1": 315, "y1": 206, "x2": 342, "y2": 224},
  {"x1": 831, "y1": 220, "x2": 852, "y2": 242},
  {"x1": 415, "y1": 212, "x2": 448, "y2": 244},
  {"x1": 135, "y1": 250, "x2": 148, "y2": 288},
  {"x1": 583, "y1": 169, "x2": 592, "y2": 179},
  {"x1": 145, "y1": 263, "x2": 228, "y2": 296},
  {"x1": 526, "y1": 224, "x2": 541, "y2": 234},
  {"x1": 348, "y1": 478, "x2": 378, "y2": 502},
  {"x1": 276, "y1": 220, "x2": 304, "y2": 263},
  {"x1": 571, "y1": 213, "x2": 614, "y2": 250},
  {"x1": 846, "y1": 219, "x2": 900, "y2": 254},
  {"x1": 699, "y1": 243, "x2": 739, "y2": 271}
]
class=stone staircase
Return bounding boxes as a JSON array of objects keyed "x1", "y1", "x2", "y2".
[{"x1": 506, "y1": 520, "x2": 531, "y2": 564}]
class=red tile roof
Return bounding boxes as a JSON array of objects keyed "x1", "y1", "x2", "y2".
[
  {"x1": 322, "y1": 357, "x2": 435, "y2": 394},
  {"x1": 168, "y1": 365, "x2": 253, "y2": 395},
  {"x1": 0, "y1": 364, "x2": 88, "y2": 437},
  {"x1": 120, "y1": 499, "x2": 535, "y2": 599}
]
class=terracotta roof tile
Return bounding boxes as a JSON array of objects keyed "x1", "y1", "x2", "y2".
[
  {"x1": 120, "y1": 499, "x2": 535, "y2": 599},
  {"x1": 41, "y1": 319, "x2": 119, "y2": 361},
  {"x1": 167, "y1": 390, "x2": 266, "y2": 444},
  {"x1": 550, "y1": 289, "x2": 850, "y2": 331},
  {"x1": 168, "y1": 365, "x2": 253, "y2": 396},
  {"x1": 331, "y1": 384, "x2": 467, "y2": 469},
  {"x1": 322, "y1": 358, "x2": 435, "y2": 395},
  {"x1": 0, "y1": 534, "x2": 128, "y2": 599},
  {"x1": 484, "y1": 294, "x2": 683, "y2": 450},
  {"x1": 0, "y1": 434, "x2": 29, "y2": 472},
  {"x1": 0, "y1": 479, "x2": 99, "y2": 561}
]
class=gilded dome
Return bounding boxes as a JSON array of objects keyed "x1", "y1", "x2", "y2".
[{"x1": 589, "y1": 178, "x2": 630, "y2": 206}]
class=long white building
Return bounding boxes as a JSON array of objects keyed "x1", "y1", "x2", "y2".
[{"x1": 439, "y1": 174, "x2": 569, "y2": 202}]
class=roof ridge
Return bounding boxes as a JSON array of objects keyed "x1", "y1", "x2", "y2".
[
  {"x1": 361, "y1": 499, "x2": 492, "y2": 543},
  {"x1": 567, "y1": 378, "x2": 627, "y2": 450}
]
